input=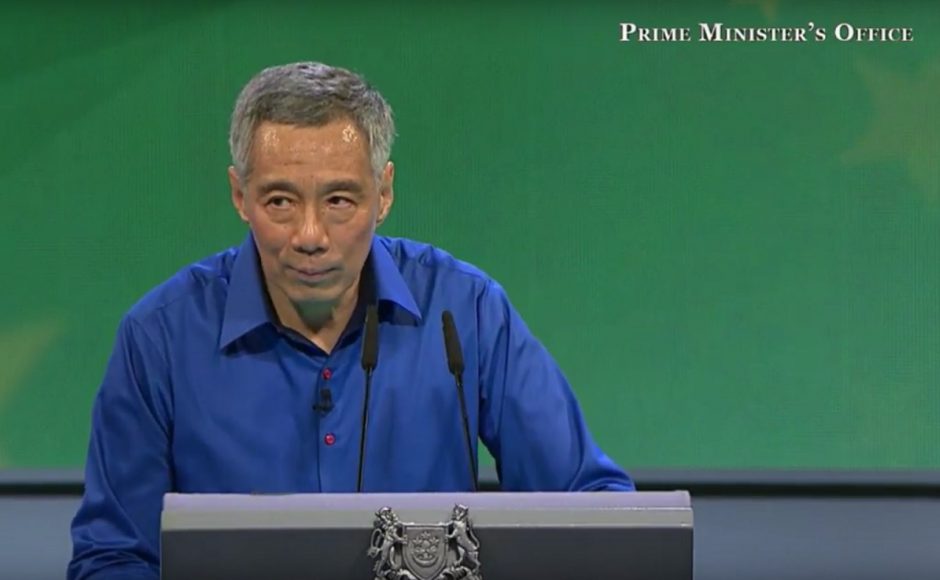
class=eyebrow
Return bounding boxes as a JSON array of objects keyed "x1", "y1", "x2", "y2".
[
  {"x1": 258, "y1": 180, "x2": 302, "y2": 196},
  {"x1": 321, "y1": 179, "x2": 364, "y2": 195},
  {"x1": 256, "y1": 179, "x2": 365, "y2": 196}
]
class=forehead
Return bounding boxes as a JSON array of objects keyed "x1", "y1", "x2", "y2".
[{"x1": 250, "y1": 119, "x2": 369, "y2": 171}]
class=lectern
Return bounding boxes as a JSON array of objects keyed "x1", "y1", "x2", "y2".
[{"x1": 161, "y1": 491, "x2": 692, "y2": 579}]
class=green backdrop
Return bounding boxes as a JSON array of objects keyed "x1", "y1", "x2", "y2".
[{"x1": 2, "y1": 1, "x2": 938, "y2": 471}]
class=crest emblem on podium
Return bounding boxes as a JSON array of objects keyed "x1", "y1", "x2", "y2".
[{"x1": 368, "y1": 504, "x2": 482, "y2": 580}]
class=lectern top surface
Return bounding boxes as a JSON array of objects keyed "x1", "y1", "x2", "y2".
[{"x1": 163, "y1": 490, "x2": 691, "y2": 513}]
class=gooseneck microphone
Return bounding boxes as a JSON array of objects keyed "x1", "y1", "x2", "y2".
[
  {"x1": 357, "y1": 304, "x2": 379, "y2": 493},
  {"x1": 441, "y1": 310, "x2": 479, "y2": 492}
]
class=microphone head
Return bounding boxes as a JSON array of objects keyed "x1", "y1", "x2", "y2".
[
  {"x1": 361, "y1": 304, "x2": 379, "y2": 371},
  {"x1": 441, "y1": 310, "x2": 464, "y2": 376}
]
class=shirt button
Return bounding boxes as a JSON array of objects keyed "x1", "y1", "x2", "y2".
[
  {"x1": 322, "y1": 368, "x2": 332, "y2": 380},
  {"x1": 324, "y1": 433, "x2": 336, "y2": 446}
]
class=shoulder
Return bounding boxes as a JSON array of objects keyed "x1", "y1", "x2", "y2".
[
  {"x1": 377, "y1": 235, "x2": 495, "y2": 289},
  {"x1": 123, "y1": 244, "x2": 239, "y2": 328},
  {"x1": 375, "y1": 235, "x2": 516, "y2": 321}
]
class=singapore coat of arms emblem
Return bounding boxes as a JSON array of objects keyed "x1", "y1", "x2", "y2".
[{"x1": 367, "y1": 504, "x2": 482, "y2": 580}]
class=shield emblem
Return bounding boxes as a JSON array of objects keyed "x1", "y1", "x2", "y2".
[{"x1": 402, "y1": 525, "x2": 448, "y2": 579}]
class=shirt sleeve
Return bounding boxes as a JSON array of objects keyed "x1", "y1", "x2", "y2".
[
  {"x1": 476, "y1": 281, "x2": 635, "y2": 492},
  {"x1": 68, "y1": 315, "x2": 173, "y2": 580}
]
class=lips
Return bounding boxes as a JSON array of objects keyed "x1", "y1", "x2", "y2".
[
  {"x1": 291, "y1": 266, "x2": 335, "y2": 276},
  {"x1": 288, "y1": 265, "x2": 338, "y2": 283}
]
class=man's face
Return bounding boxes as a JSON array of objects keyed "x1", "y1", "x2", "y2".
[{"x1": 229, "y1": 119, "x2": 394, "y2": 314}]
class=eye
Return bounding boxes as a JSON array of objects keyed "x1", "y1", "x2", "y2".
[
  {"x1": 327, "y1": 196, "x2": 354, "y2": 208},
  {"x1": 266, "y1": 196, "x2": 292, "y2": 209}
]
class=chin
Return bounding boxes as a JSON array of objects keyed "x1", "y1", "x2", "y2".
[
  {"x1": 289, "y1": 281, "x2": 347, "y2": 304},
  {"x1": 289, "y1": 286, "x2": 338, "y2": 303}
]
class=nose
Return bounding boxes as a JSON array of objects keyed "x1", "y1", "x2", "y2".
[{"x1": 292, "y1": 204, "x2": 328, "y2": 255}]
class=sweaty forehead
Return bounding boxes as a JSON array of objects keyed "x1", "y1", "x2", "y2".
[{"x1": 252, "y1": 120, "x2": 368, "y2": 165}]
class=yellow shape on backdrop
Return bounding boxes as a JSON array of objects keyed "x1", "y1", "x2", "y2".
[
  {"x1": 731, "y1": 0, "x2": 780, "y2": 22},
  {"x1": 843, "y1": 60, "x2": 940, "y2": 201},
  {"x1": 0, "y1": 319, "x2": 63, "y2": 467}
]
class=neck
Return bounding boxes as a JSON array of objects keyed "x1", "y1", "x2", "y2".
[{"x1": 271, "y1": 277, "x2": 361, "y2": 353}]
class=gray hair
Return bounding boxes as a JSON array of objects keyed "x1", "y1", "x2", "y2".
[{"x1": 228, "y1": 62, "x2": 395, "y2": 182}]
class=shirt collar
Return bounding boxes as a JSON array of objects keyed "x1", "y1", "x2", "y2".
[
  {"x1": 369, "y1": 235, "x2": 422, "y2": 322},
  {"x1": 218, "y1": 233, "x2": 421, "y2": 351}
]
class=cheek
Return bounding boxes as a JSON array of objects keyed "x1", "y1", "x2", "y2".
[
  {"x1": 331, "y1": 215, "x2": 375, "y2": 268},
  {"x1": 348, "y1": 213, "x2": 377, "y2": 249},
  {"x1": 249, "y1": 219, "x2": 292, "y2": 257}
]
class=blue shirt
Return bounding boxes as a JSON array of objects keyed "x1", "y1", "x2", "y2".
[{"x1": 68, "y1": 233, "x2": 634, "y2": 579}]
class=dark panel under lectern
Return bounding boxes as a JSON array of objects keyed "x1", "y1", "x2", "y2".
[{"x1": 161, "y1": 491, "x2": 692, "y2": 580}]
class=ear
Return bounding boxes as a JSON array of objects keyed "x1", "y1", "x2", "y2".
[
  {"x1": 228, "y1": 166, "x2": 249, "y2": 223},
  {"x1": 375, "y1": 161, "x2": 395, "y2": 227}
]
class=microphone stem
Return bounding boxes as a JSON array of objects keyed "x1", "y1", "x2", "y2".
[
  {"x1": 454, "y1": 376, "x2": 478, "y2": 492},
  {"x1": 357, "y1": 368, "x2": 373, "y2": 492}
]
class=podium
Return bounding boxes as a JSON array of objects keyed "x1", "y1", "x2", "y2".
[{"x1": 161, "y1": 491, "x2": 692, "y2": 579}]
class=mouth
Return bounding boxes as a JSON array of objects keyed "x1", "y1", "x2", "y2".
[{"x1": 288, "y1": 266, "x2": 338, "y2": 282}]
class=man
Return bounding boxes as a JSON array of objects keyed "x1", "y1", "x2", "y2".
[{"x1": 68, "y1": 61, "x2": 633, "y2": 579}]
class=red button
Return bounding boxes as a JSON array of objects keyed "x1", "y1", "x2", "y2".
[
  {"x1": 324, "y1": 433, "x2": 336, "y2": 446},
  {"x1": 322, "y1": 368, "x2": 332, "y2": 380}
]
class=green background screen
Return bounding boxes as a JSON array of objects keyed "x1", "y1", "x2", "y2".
[{"x1": 2, "y1": 1, "x2": 938, "y2": 472}]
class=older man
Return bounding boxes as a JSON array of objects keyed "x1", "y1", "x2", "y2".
[{"x1": 68, "y1": 61, "x2": 633, "y2": 579}]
